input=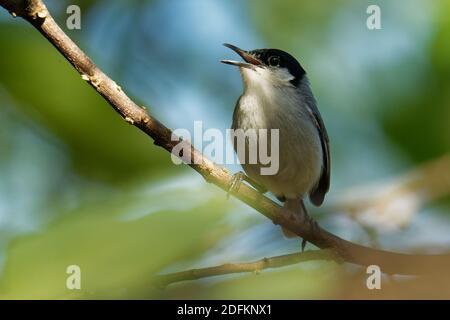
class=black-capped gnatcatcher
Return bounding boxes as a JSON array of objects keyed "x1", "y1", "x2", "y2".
[{"x1": 222, "y1": 44, "x2": 330, "y2": 240}]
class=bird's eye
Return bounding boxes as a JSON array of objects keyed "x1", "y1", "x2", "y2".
[{"x1": 268, "y1": 56, "x2": 280, "y2": 67}]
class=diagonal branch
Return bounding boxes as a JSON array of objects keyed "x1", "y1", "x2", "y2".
[
  {"x1": 2, "y1": 0, "x2": 450, "y2": 275},
  {"x1": 156, "y1": 250, "x2": 338, "y2": 287}
]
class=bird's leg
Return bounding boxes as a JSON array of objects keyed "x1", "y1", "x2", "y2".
[
  {"x1": 301, "y1": 238, "x2": 307, "y2": 252},
  {"x1": 227, "y1": 172, "x2": 244, "y2": 199},
  {"x1": 283, "y1": 199, "x2": 320, "y2": 252},
  {"x1": 227, "y1": 171, "x2": 267, "y2": 199},
  {"x1": 300, "y1": 214, "x2": 320, "y2": 252}
]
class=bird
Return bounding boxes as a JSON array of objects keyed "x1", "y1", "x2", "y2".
[{"x1": 221, "y1": 43, "x2": 330, "y2": 241}]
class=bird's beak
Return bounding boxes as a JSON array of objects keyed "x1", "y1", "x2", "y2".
[{"x1": 221, "y1": 43, "x2": 262, "y2": 69}]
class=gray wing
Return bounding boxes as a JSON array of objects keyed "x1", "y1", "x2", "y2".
[
  {"x1": 231, "y1": 95, "x2": 242, "y2": 131},
  {"x1": 306, "y1": 103, "x2": 330, "y2": 206}
]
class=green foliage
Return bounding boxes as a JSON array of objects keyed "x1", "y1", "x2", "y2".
[
  {"x1": 0, "y1": 192, "x2": 229, "y2": 299},
  {"x1": 382, "y1": 1, "x2": 450, "y2": 163},
  {"x1": 0, "y1": 24, "x2": 170, "y2": 182},
  {"x1": 0, "y1": 0, "x2": 449, "y2": 299}
]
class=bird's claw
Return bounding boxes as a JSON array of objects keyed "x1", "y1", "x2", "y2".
[
  {"x1": 300, "y1": 216, "x2": 320, "y2": 252},
  {"x1": 227, "y1": 172, "x2": 245, "y2": 199},
  {"x1": 301, "y1": 238, "x2": 307, "y2": 252},
  {"x1": 227, "y1": 172, "x2": 267, "y2": 199}
]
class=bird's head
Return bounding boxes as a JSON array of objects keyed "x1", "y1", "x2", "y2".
[{"x1": 221, "y1": 43, "x2": 306, "y2": 89}]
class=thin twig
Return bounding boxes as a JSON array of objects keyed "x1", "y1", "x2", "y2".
[
  {"x1": 156, "y1": 250, "x2": 337, "y2": 287},
  {"x1": 335, "y1": 154, "x2": 450, "y2": 222},
  {"x1": 2, "y1": 0, "x2": 450, "y2": 275}
]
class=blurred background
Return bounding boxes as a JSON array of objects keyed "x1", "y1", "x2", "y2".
[{"x1": 0, "y1": 0, "x2": 449, "y2": 299}]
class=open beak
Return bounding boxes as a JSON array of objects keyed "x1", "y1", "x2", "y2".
[{"x1": 221, "y1": 43, "x2": 262, "y2": 69}]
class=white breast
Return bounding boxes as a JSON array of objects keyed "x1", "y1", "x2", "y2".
[{"x1": 232, "y1": 70, "x2": 323, "y2": 200}]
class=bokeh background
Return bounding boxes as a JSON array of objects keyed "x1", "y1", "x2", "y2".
[{"x1": 0, "y1": 0, "x2": 449, "y2": 299}]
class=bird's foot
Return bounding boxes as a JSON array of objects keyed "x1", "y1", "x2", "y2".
[
  {"x1": 301, "y1": 238, "x2": 307, "y2": 252},
  {"x1": 227, "y1": 172, "x2": 245, "y2": 199},
  {"x1": 300, "y1": 214, "x2": 320, "y2": 252},
  {"x1": 227, "y1": 171, "x2": 267, "y2": 199}
]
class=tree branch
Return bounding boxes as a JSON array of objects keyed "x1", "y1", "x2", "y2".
[
  {"x1": 156, "y1": 250, "x2": 338, "y2": 287},
  {"x1": 2, "y1": 0, "x2": 450, "y2": 275}
]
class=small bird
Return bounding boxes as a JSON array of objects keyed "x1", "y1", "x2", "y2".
[{"x1": 222, "y1": 44, "x2": 330, "y2": 239}]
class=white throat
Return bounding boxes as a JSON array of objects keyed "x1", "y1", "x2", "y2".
[
  {"x1": 239, "y1": 66, "x2": 302, "y2": 115},
  {"x1": 240, "y1": 67, "x2": 295, "y2": 92}
]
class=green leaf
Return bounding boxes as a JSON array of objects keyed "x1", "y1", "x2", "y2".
[
  {"x1": 0, "y1": 195, "x2": 228, "y2": 299},
  {"x1": 0, "y1": 23, "x2": 170, "y2": 182}
]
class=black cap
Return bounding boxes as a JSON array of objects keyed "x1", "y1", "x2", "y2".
[{"x1": 249, "y1": 48, "x2": 306, "y2": 87}]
